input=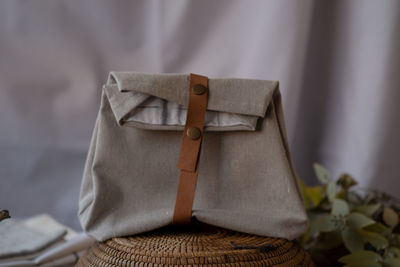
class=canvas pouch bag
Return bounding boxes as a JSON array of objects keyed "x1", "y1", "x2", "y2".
[{"x1": 78, "y1": 72, "x2": 308, "y2": 241}]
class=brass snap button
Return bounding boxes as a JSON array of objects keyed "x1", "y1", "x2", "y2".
[
  {"x1": 192, "y1": 84, "x2": 206, "y2": 95},
  {"x1": 186, "y1": 126, "x2": 201, "y2": 140}
]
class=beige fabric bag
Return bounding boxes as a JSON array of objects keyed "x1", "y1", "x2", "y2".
[{"x1": 78, "y1": 72, "x2": 308, "y2": 241}]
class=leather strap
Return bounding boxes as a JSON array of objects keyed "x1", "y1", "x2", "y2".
[{"x1": 172, "y1": 73, "x2": 208, "y2": 224}]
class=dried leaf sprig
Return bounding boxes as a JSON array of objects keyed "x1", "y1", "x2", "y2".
[
  {"x1": 0, "y1": 210, "x2": 10, "y2": 222},
  {"x1": 299, "y1": 164, "x2": 400, "y2": 267}
]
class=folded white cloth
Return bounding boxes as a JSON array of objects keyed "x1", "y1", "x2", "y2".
[
  {"x1": 0, "y1": 214, "x2": 94, "y2": 267},
  {"x1": 0, "y1": 217, "x2": 66, "y2": 259},
  {"x1": 1, "y1": 233, "x2": 93, "y2": 267}
]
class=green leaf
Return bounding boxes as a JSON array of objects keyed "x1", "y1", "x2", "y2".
[
  {"x1": 383, "y1": 257, "x2": 400, "y2": 267},
  {"x1": 364, "y1": 223, "x2": 392, "y2": 236},
  {"x1": 341, "y1": 228, "x2": 387, "y2": 253},
  {"x1": 342, "y1": 228, "x2": 366, "y2": 252},
  {"x1": 332, "y1": 199, "x2": 350, "y2": 216},
  {"x1": 392, "y1": 235, "x2": 400, "y2": 247},
  {"x1": 307, "y1": 186, "x2": 325, "y2": 207},
  {"x1": 353, "y1": 203, "x2": 381, "y2": 217},
  {"x1": 312, "y1": 214, "x2": 338, "y2": 232},
  {"x1": 346, "y1": 212, "x2": 375, "y2": 229},
  {"x1": 387, "y1": 247, "x2": 400, "y2": 258},
  {"x1": 339, "y1": 250, "x2": 382, "y2": 264},
  {"x1": 365, "y1": 192, "x2": 378, "y2": 205},
  {"x1": 326, "y1": 181, "x2": 337, "y2": 202},
  {"x1": 359, "y1": 229, "x2": 388, "y2": 250},
  {"x1": 297, "y1": 177, "x2": 312, "y2": 208},
  {"x1": 347, "y1": 191, "x2": 363, "y2": 205},
  {"x1": 297, "y1": 178, "x2": 324, "y2": 208},
  {"x1": 313, "y1": 163, "x2": 330, "y2": 184},
  {"x1": 338, "y1": 173, "x2": 358, "y2": 189},
  {"x1": 383, "y1": 207, "x2": 399, "y2": 228},
  {"x1": 316, "y1": 229, "x2": 343, "y2": 250}
]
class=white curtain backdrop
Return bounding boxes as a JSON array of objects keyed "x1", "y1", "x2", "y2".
[{"x1": 1, "y1": 0, "x2": 399, "y2": 230}]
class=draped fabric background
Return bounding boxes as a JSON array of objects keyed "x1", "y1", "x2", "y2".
[{"x1": 1, "y1": 0, "x2": 399, "y2": 230}]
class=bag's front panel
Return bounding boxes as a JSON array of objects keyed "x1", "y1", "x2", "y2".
[
  {"x1": 79, "y1": 91, "x2": 183, "y2": 240},
  {"x1": 193, "y1": 100, "x2": 308, "y2": 239}
]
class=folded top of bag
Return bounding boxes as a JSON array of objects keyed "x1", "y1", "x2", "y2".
[{"x1": 104, "y1": 72, "x2": 279, "y2": 131}]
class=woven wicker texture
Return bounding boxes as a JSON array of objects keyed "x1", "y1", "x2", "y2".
[{"x1": 76, "y1": 224, "x2": 314, "y2": 267}]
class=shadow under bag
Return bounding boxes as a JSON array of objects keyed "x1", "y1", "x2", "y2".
[{"x1": 78, "y1": 72, "x2": 308, "y2": 241}]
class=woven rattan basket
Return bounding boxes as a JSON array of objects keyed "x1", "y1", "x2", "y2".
[{"x1": 76, "y1": 223, "x2": 314, "y2": 267}]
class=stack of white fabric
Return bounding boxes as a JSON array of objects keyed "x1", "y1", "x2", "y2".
[{"x1": 0, "y1": 214, "x2": 94, "y2": 267}]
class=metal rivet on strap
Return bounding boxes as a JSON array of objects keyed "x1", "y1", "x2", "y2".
[
  {"x1": 186, "y1": 126, "x2": 201, "y2": 140},
  {"x1": 192, "y1": 84, "x2": 206, "y2": 95}
]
